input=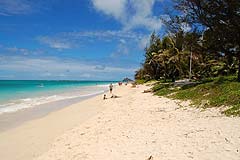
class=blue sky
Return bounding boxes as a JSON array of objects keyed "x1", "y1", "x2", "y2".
[{"x1": 0, "y1": 0, "x2": 172, "y2": 80}]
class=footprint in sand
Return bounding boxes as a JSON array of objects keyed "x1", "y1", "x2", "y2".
[{"x1": 80, "y1": 133, "x2": 85, "y2": 136}]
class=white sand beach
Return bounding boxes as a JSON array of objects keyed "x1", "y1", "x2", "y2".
[
  {"x1": 1, "y1": 85, "x2": 240, "y2": 160},
  {"x1": 0, "y1": 91, "x2": 109, "y2": 160}
]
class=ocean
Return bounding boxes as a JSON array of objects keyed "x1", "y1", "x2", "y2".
[{"x1": 0, "y1": 80, "x2": 115, "y2": 114}]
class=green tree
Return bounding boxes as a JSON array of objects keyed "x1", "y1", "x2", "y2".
[{"x1": 175, "y1": 0, "x2": 240, "y2": 81}]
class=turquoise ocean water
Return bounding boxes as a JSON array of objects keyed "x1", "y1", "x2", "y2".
[{"x1": 0, "y1": 80, "x2": 115, "y2": 114}]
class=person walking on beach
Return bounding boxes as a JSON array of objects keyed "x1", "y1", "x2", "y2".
[{"x1": 109, "y1": 83, "x2": 113, "y2": 94}]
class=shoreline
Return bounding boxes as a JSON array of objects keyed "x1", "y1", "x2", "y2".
[
  {"x1": 1, "y1": 84, "x2": 240, "y2": 160},
  {"x1": 0, "y1": 84, "x2": 109, "y2": 115},
  {"x1": 0, "y1": 90, "x2": 110, "y2": 160},
  {"x1": 0, "y1": 91, "x2": 105, "y2": 132}
]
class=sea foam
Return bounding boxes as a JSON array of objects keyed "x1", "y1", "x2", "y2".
[{"x1": 0, "y1": 85, "x2": 107, "y2": 114}]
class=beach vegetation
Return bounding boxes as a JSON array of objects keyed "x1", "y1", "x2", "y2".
[
  {"x1": 135, "y1": 79, "x2": 147, "y2": 84},
  {"x1": 135, "y1": 0, "x2": 240, "y2": 116},
  {"x1": 153, "y1": 76, "x2": 240, "y2": 116},
  {"x1": 135, "y1": 0, "x2": 240, "y2": 82}
]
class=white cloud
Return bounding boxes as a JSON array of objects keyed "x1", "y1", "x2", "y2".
[
  {"x1": 119, "y1": 39, "x2": 126, "y2": 44},
  {"x1": 37, "y1": 36, "x2": 73, "y2": 50},
  {"x1": 110, "y1": 39, "x2": 129, "y2": 57},
  {"x1": 0, "y1": 12, "x2": 10, "y2": 16},
  {"x1": 80, "y1": 73, "x2": 92, "y2": 78},
  {"x1": 36, "y1": 30, "x2": 150, "y2": 60},
  {"x1": 92, "y1": 0, "x2": 127, "y2": 20},
  {"x1": 0, "y1": 75, "x2": 15, "y2": 78},
  {"x1": 37, "y1": 30, "x2": 145, "y2": 50},
  {"x1": 139, "y1": 35, "x2": 151, "y2": 50},
  {"x1": 40, "y1": 72, "x2": 52, "y2": 77},
  {"x1": 91, "y1": 0, "x2": 163, "y2": 31},
  {"x1": 95, "y1": 65, "x2": 106, "y2": 70},
  {"x1": 5, "y1": 46, "x2": 44, "y2": 55},
  {"x1": 68, "y1": 30, "x2": 144, "y2": 41},
  {"x1": 0, "y1": 55, "x2": 137, "y2": 80},
  {"x1": 0, "y1": 0, "x2": 32, "y2": 15}
]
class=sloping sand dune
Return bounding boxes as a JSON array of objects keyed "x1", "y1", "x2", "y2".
[{"x1": 36, "y1": 85, "x2": 240, "y2": 160}]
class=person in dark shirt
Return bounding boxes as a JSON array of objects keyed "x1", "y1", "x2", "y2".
[{"x1": 109, "y1": 83, "x2": 113, "y2": 94}]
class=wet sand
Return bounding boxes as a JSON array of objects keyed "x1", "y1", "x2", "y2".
[
  {"x1": 0, "y1": 92, "x2": 109, "y2": 160},
  {"x1": 0, "y1": 94, "x2": 101, "y2": 132}
]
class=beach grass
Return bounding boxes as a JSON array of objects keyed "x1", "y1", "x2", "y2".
[
  {"x1": 152, "y1": 76, "x2": 240, "y2": 116},
  {"x1": 135, "y1": 79, "x2": 147, "y2": 84}
]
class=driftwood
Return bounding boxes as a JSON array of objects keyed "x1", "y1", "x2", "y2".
[{"x1": 143, "y1": 89, "x2": 153, "y2": 93}]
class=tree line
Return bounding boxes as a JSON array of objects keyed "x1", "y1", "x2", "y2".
[{"x1": 135, "y1": 0, "x2": 240, "y2": 82}]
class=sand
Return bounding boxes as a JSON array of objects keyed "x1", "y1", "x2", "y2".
[
  {"x1": 1, "y1": 85, "x2": 240, "y2": 160},
  {"x1": 35, "y1": 85, "x2": 240, "y2": 160},
  {"x1": 0, "y1": 92, "x2": 109, "y2": 160}
]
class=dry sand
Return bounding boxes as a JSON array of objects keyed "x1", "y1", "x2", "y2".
[
  {"x1": 0, "y1": 93, "x2": 109, "y2": 160},
  {"x1": 1, "y1": 85, "x2": 240, "y2": 160},
  {"x1": 35, "y1": 85, "x2": 240, "y2": 160}
]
